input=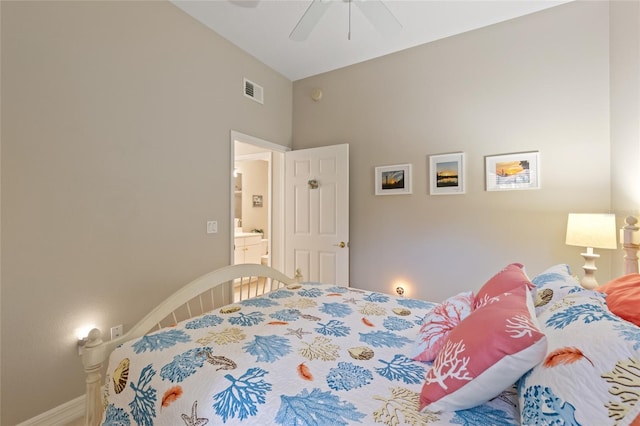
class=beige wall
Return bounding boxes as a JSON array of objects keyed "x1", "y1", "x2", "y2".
[
  {"x1": 0, "y1": 1, "x2": 292, "y2": 424},
  {"x1": 610, "y1": 0, "x2": 640, "y2": 278},
  {"x1": 292, "y1": 1, "x2": 614, "y2": 301}
]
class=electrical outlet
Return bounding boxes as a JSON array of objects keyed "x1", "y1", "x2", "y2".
[{"x1": 111, "y1": 324, "x2": 123, "y2": 340}]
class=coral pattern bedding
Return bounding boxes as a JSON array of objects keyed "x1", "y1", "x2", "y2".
[
  {"x1": 101, "y1": 282, "x2": 521, "y2": 425},
  {"x1": 522, "y1": 264, "x2": 640, "y2": 426}
]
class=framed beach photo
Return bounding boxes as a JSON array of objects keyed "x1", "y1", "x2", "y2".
[
  {"x1": 485, "y1": 151, "x2": 540, "y2": 191},
  {"x1": 375, "y1": 164, "x2": 412, "y2": 195},
  {"x1": 429, "y1": 152, "x2": 465, "y2": 195}
]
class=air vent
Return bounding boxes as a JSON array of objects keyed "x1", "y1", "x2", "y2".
[{"x1": 243, "y1": 78, "x2": 264, "y2": 104}]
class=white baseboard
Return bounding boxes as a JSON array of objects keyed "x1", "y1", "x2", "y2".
[{"x1": 16, "y1": 395, "x2": 84, "y2": 426}]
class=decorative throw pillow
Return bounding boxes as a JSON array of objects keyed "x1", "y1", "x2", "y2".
[
  {"x1": 474, "y1": 263, "x2": 535, "y2": 309},
  {"x1": 419, "y1": 284, "x2": 547, "y2": 413},
  {"x1": 531, "y1": 264, "x2": 583, "y2": 316},
  {"x1": 411, "y1": 291, "x2": 474, "y2": 362},
  {"x1": 596, "y1": 274, "x2": 640, "y2": 327},
  {"x1": 518, "y1": 290, "x2": 640, "y2": 425}
]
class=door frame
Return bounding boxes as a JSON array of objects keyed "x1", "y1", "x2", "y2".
[{"x1": 229, "y1": 130, "x2": 290, "y2": 272}]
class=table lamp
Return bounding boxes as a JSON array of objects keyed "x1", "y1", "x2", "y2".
[{"x1": 565, "y1": 213, "x2": 617, "y2": 289}]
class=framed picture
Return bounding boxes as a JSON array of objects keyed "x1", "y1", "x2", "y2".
[
  {"x1": 429, "y1": 152, "x2": 465, "y2": 195},
  {"x1": 375, "y1": 164, "x2": 412, "y2": 195},
  {"x1": 485, "y1": 151, "x2": 540, "y2": 191},
  {"x1": 252, "y1": 195, "x2": 263, "y2": 207}
]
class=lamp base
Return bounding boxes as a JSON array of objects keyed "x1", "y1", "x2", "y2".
[{"x1": 580, "y1": 248, "x2": 599, "y2": 289}]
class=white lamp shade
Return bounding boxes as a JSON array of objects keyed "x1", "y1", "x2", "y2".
[{"x1": 566, "y1": 213, "x2": 617, "y2": 249}]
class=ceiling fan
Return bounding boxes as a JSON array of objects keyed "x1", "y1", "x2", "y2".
[{"x1": 289, "y1": 0, "x2": 402, "y2": 41}]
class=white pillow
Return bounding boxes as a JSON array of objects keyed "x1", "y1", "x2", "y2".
[
  {"x1": 519, "y1": 290, "x2": 640, "y2": 425},
  {"x1": 530, "y1": 264, "x2": 583, "y2": 316},
  {"x1": 411, "y1": 291, "x2": 474, "y2": 362}
]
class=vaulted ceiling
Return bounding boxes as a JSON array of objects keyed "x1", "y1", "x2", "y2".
[{"x1": 172, "y1": 0, "x2": 570, "y2": 81}]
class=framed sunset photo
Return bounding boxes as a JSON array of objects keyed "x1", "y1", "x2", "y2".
[
  {"x1": 375, "y1": 164, "x2": 412, "y2": 195},
  {"x1": 485, "y1": 151, "x2": 540, "y2": 191},
  {"x1": 429, "y1": 152, "x2": 465, "y2": 195}
]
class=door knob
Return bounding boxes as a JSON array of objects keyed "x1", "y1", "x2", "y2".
[{"x1": 334, "y1": 242, "x2": 347, "y2": 248}]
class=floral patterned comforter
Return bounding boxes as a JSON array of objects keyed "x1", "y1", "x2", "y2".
[{"x1": 102, "y1": 282, "x2": 520, "y2": 425}]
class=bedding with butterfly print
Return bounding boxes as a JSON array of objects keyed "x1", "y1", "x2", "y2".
[{"x1": 101, "y1": 282, "x2": 521, "y2": 425}]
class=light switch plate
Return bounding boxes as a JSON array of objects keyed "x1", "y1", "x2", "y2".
[{"x1": 207, "y1": 221, "x2": 218, "y2": 234}]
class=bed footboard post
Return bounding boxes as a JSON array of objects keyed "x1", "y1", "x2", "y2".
[
  {"x1": 82, "y1": 328, "x2": 105, "y2": 426},
  {"x1": 623, "y1": 216, "x2": 639, "y2": 274}
]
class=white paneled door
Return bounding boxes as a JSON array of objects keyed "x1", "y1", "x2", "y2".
[{"x1": 285, "y1": 144, "x2": 349, "y2": 285}]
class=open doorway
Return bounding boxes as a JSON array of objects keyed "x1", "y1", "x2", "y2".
[
  {"x1": 230, "y1": 131, "x2": 350, "y2": 285},
  {"x1": 230, "y1": 130, "x2": 289, "y2": 273}
]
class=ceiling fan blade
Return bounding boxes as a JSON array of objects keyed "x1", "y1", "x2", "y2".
[
  {"x1": 354, "y1": 0, "x2": 402, "y2": 36},
  {"x1": 289, "y1": 0, "x2": 332, "y2": 41},
  {"x1": 228, "y1": 0, "x2": 260, "y2": 7}
]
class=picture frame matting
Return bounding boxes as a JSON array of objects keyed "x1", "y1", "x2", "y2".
[
  {"x1": 429, "y1": 152, "x2": 465, "y2": 195},
  {"x1": 485, "y1": 151, "x2": 540, "y2": 191},
  {"x1": 375, "y1": 164, "x2": 412, "y2": 195}
]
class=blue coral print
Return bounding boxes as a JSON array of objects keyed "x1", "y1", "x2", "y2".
[
  {"x1": 131, "y1": 329, "x2": 190, "y2": 354},
  {"x1": 375, "y1": 354, "x2": 425, "y2": 384},
  {"x1": 546, "y1": 302, "x2": 618, "y2": 329},
  {"x1": 364, "y1": 292, "x2": 390, "y2": 303},
  {"x1": 359, "y1": 330, "x2": 412, "y2": 348},
  {"x1": 103, "y1": 403, "x2": 131, "y2": 426},
  {"x1": 614, "y1": 323, "x2": 640, "y2": 350},
  {"x1": 213, "y1": 367, "x2": 272, "y2": 422},
  {"x1": 275, "y1": 388, "x2": 366, "y2": 425},
  {"x1": 229, "y1": 311, "x2": 265, "y2": 327},
  {"x1": 128, "y1": 364, "x2": 157, "y2": 426},
  {"x1": 241, "y1": 297, "x2": 280, "y2": 308},
  {"x1": 383, "y1": 316, "x2": 414, "y2": 331},
  {"x1": 521, "y1": 385, "x2": 580, "y2": 426},
  {"x1": 159, "y1": 347, "x2": 211, "y2": 382},
  {"x1": 298, "y1": 287, "x2": 325, "y2": 298},
  {"x1": 397, "y1": 298, "x2": 436, "y2": 310},
  {"x1": 532, "y1": 270, "x2": 570, "y2": 287},
  {"x1": 320, "y1": 302, "x2": 353, "y2": 318},
  {"x1": 185, "y1": 314, "x2": 223, "y2": 329},
  {"x1": 269, "y1": 289, "x2": 295, "y2": 299},
  {"x1": 452, "y1": 404, "x2": 516, "y2": 425},
  {"x1": 316, "y1": 319, "x2": 351, "y2": 337},
  {"x1": 243, "y1": 335, "x2": 291, "y2": 362},
  {"x1": 326, "y1": 362, "x2": 373, "y2": 391},
  {"x1": 270, "y1": 309, "x2": 301, "y2": 322}
]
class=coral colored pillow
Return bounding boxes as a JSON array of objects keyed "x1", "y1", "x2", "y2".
[
  {"x1": 596, "y1": 273, "x2": 640, "y2": 326},
  {"x1": 474, "y1": 263, "x2": 535, "y2": 309},
  {"x1": 419, "y1": 285, "x2": 547, "y2": 413},
  {"x1": 411, "y1": 291, "x2": 474, "y2": 362}
]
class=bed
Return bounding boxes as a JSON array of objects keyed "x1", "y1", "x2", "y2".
[{"x1": 80, "y1": 218, "x2": 640, "y2": 426}]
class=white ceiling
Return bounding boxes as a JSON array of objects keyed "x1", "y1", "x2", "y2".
[{"x1": 171, "y1": 0, "x2": 570, "y2": 81}]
